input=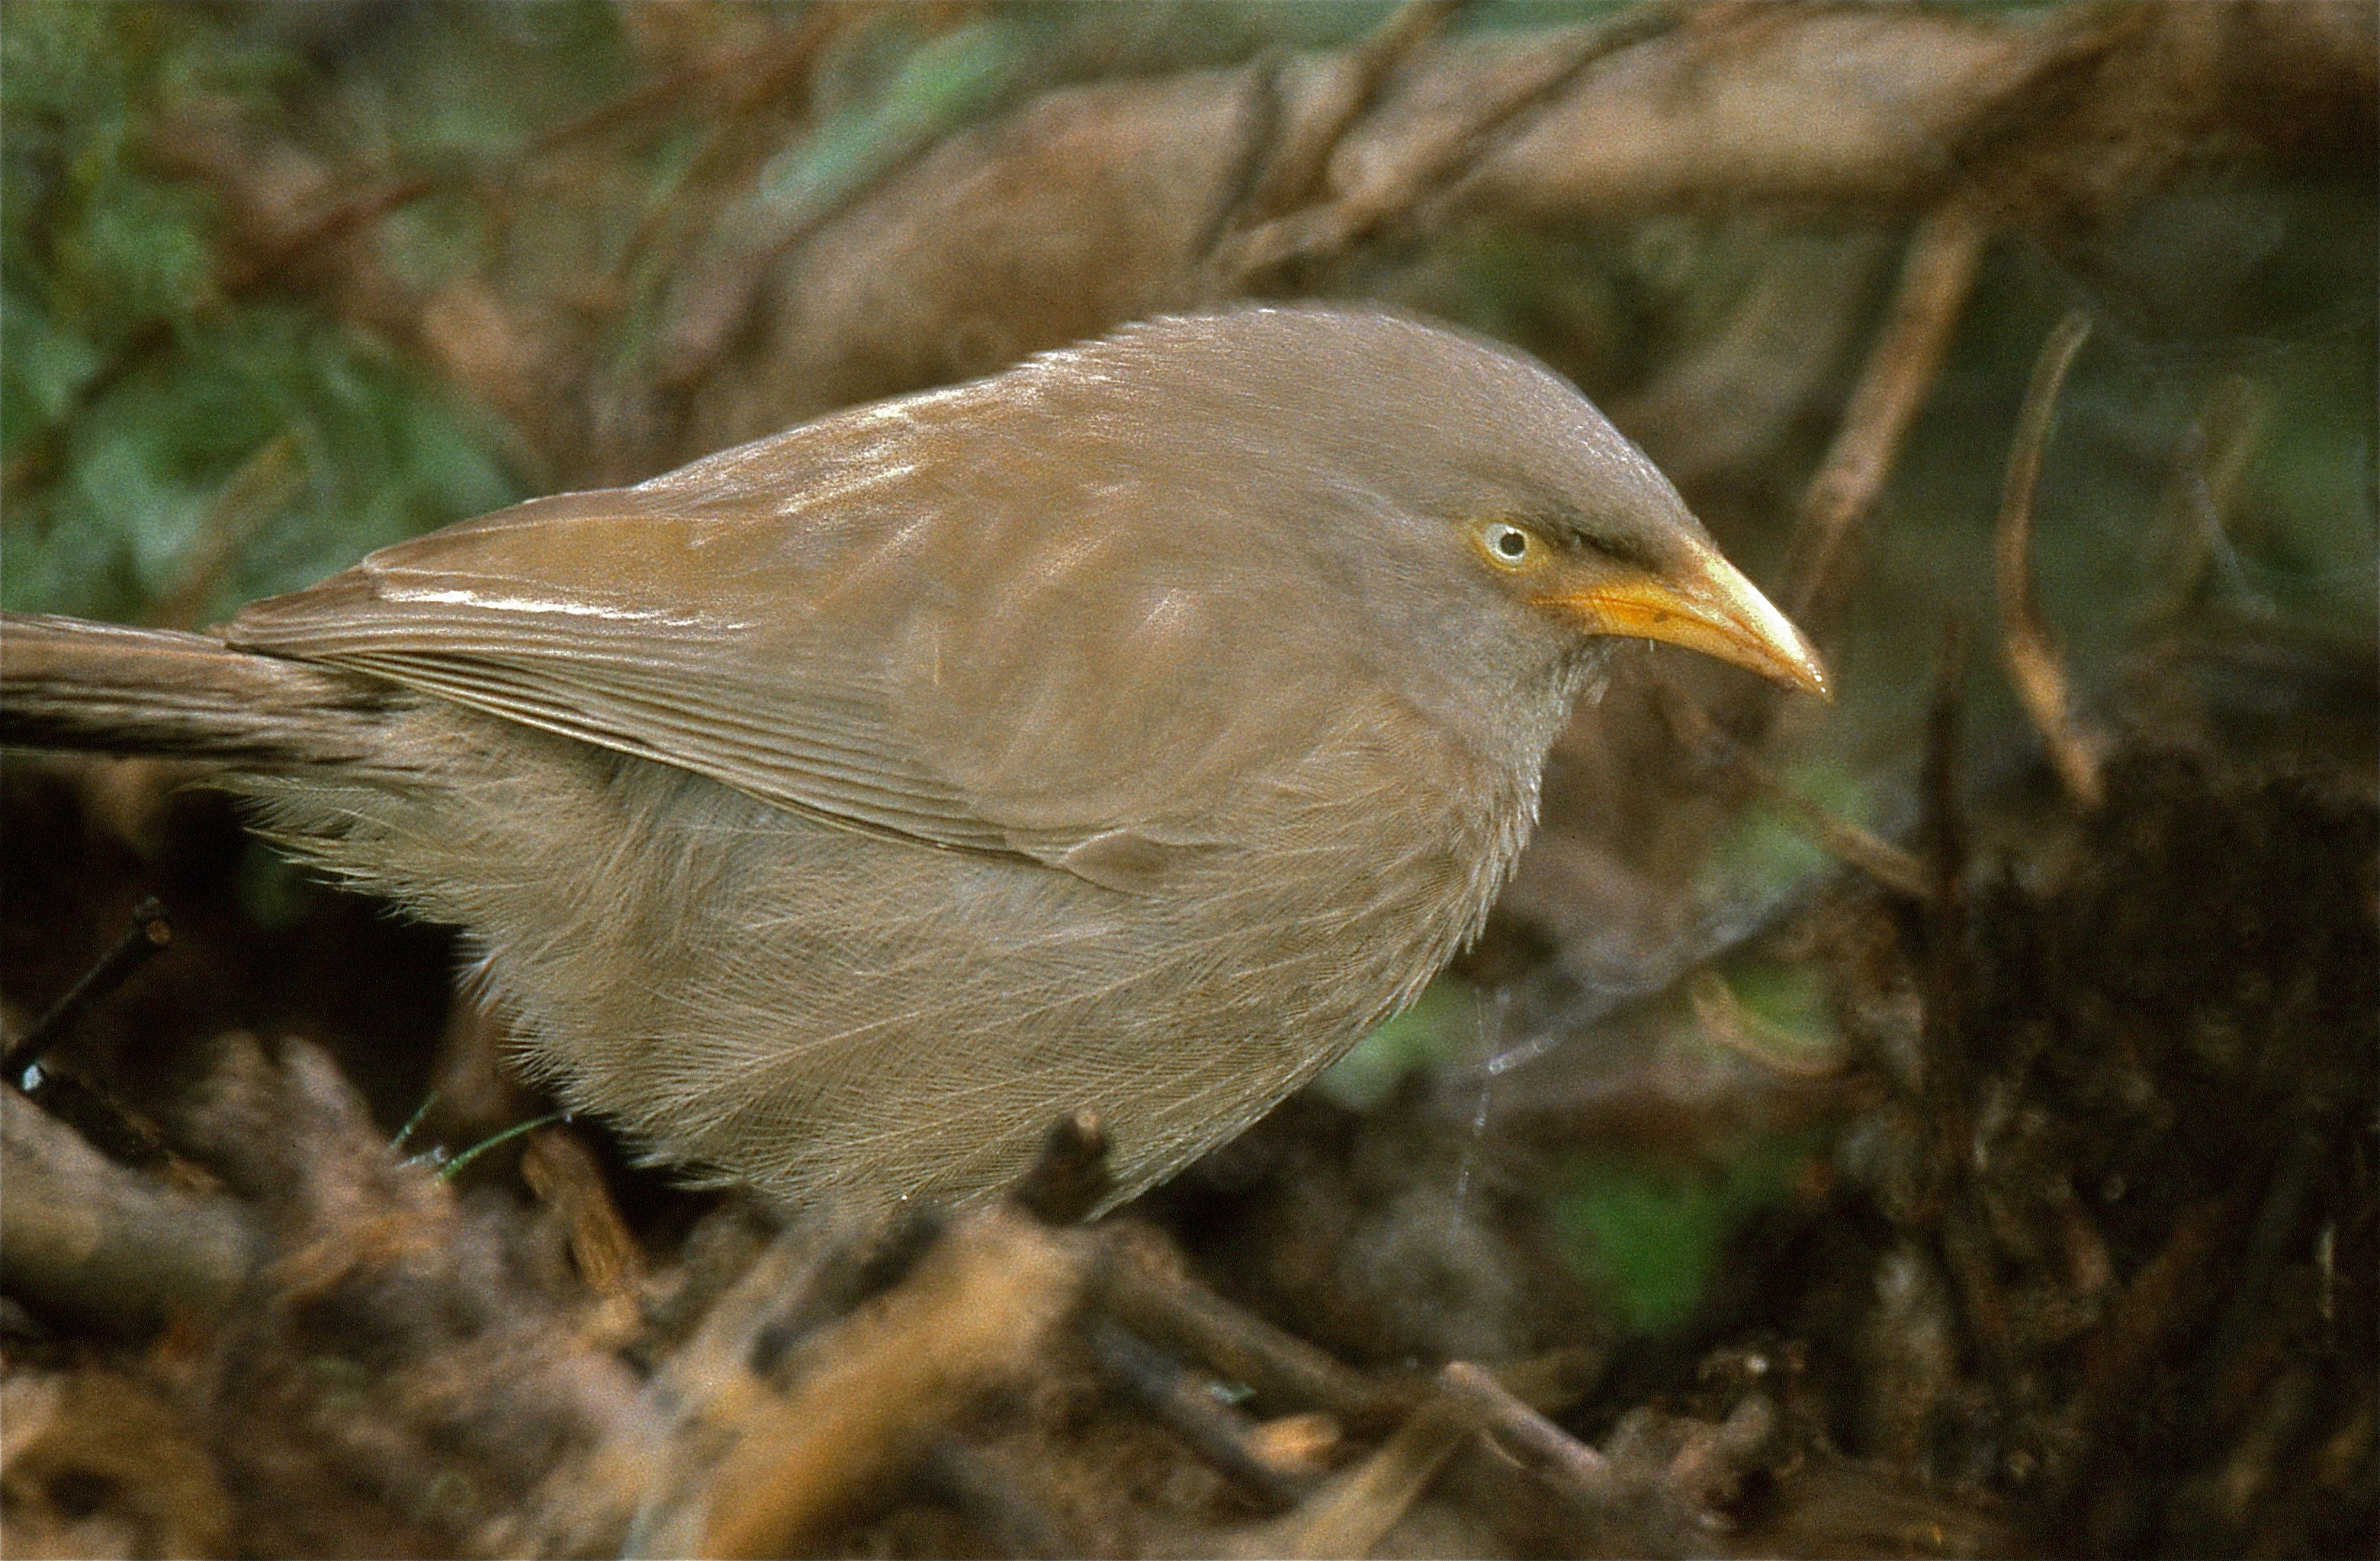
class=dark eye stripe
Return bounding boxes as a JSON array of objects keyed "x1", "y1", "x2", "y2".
[
  {"x1": 1578, "y1": 530, "x2": 1661, "y2": 570},
  {"x1": 1527, "y1": 499, "x2": 1662, "y2": 570}
]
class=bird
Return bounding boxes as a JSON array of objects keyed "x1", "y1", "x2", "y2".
[{"x1": 1, "y1": 306, "x2": 1825, "y2": 1215}]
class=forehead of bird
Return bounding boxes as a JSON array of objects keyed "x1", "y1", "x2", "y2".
[{"x1": 1035, "y1": 306, "x2": 1709, "y2": 560}]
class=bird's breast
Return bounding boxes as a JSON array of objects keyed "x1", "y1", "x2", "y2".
[{"x1": 1172, "y1": 701, "x2": 1540, "y2": 1020}]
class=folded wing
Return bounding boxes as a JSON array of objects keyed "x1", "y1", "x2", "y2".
[{"x1": 223, "y1": 408, "x2": 1346, "y2": 891}]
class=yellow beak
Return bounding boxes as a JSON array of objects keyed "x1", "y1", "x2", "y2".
[{"x1": 1546, "y1": 544, "x2": 1829, "y2": 697}]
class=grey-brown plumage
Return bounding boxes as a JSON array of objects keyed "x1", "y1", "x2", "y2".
[{"x1": 1, "y1": 307, "x2": 1823, "y2": 1213}]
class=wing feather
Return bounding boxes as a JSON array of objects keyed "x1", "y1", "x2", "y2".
[{"x1": 220, "y1": 397, "x2": 1353, "y2": 885}]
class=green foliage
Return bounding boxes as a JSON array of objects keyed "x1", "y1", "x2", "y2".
[
  {"x1": 1316, "y1": 981, "x2": 1482, "y2": 1111},
  {"x1": 2, "y1": 2, "x2": 516, "y2": 625},
  {"x1": 1554, "y1": 1131, "x2": 1822, "y2": 1335},
  {"x1": 1717, "y1": 957, "x2": 1836, "y2": 1057},
  {"x1": 760, "y1": 18, "x2": 1026, "y2": 224},
  {"x1": 2233, "y1": 325, "x2": 2378, "y2": 638},
  {"x1": 356, "y1": 3, "x2": 629, "y2": 159},
  {"x1": 2, "y1": 5, "x2": 227, "y2": 422},
  {"x1": 7, "y1": 304, "x2": 514, "y2": 622},
  {"x1": 1710, "y1": 756, "x2": 1881, "y2": 911}
]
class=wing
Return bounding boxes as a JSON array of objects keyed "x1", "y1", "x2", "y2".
[{"x1": 222, "y1": 393, "x2": 1363, "y2": 890}]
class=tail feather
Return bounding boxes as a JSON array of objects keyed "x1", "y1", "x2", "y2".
[{"x1": 1, "y1": 611, "x2": 395, "y2": 769}]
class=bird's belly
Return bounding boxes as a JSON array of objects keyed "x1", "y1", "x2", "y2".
[
  {"x1": 573, "y1": 797, "x2": 1480, "y2": 1211},
  {"x1": 260, "y1": 711, "x2": 1508, "y2": 1213}
]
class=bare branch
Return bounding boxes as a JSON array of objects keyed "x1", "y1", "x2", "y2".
[
  {"x1": 4, "y1": 898, "x2": 173, "y2": 1085},
  {"x1": 1085, "y1": 1316, "x2": 1312, "y2": 1510},
  {"x1": 1653, "y1": 680, "x2": 1930, "y2": 898},
  {"x1": 1995, "y1": 310, "x2": 2105, "y2": 809},
  {"x1": 1434, "y1": 1360, "x2": 1613, "y2": 1493},
  {"x1": 1093, "y1": 1229, "x2": 1401, "y2": 1425},
  {"x1": 1755, "y1": 782, "x2": 1932, "y2": 902},
  {"x1": 692, "y1": 1210, "x2": 1091, "y2": 1559},
  {"x1": 1209, "y1": 2, "x2": 1688, "y2": 289},
  {"x1": 1788, "y1": 191, "x2": 1995, "y2": 628},
  {"x1": 1219, "y1": 0, "x2": 1470, "y2": 236},
  {"x1": 2145, "y1": 374, "x2": 2266, "y2": 628}
]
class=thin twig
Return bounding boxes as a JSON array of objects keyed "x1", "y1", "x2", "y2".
[
  {"x1": 4, "y1": 899, "x2": 172, "y2": 1087},
  {"x1": 1211, "y1": 0, "x2": 1468, "y2": 258},
  {"x1": 220, "y1": 176, "x2": 438, "y2": 292},
  {"x1": 1940, "y1": 1197, "x2": 2017, "y2": 1399},
  {"x1": 1994, "y1": 310, "x2": 2105, "y2": 808},
  {"x1": 1688, "y1": 971, "x2": 1846, "y2": 1079},
  {"x1": 1085, "y1": 1317, "x2": 1310, "y2": 1511},
  {"x1": 148, "y1": 432, "x2": 307, "y2": 631},
  {"x1": 1916, "y1": 617, "x2": 1971, "y2": 1222},
  {"x1": 1789, "y1": 189, "x2": 1994, "y2": 628},
  {"x1": 647, "y1": 11, "x2": 994, "y2": 403},
  {"x1": 1662, "y1": 1391, "x2": 1777, "y2": 1506},
  {"x1": 1434, "y1": 1360, "x2": 1611, "y2": 1494},
  {"x1": 1093, "y1": 1236, "x2": 1402, "y2": 1427},
  {"x1": 1910, "y1": 618, "x2": 2021, "y2": 1399},
  {"x1": 695, "y1": 1210, "x2": 1090, "y2": 1559},
  {"x1": 1654, "y1": 680, "x2": 1928, "y2": 898},
  {"x1": 599, "y1": 5, "x2": 846, "y2": 330},
  {"x1": 1685, "y1": 190, "x2": 1990, "y2": 796},
  {"x1": 1191, "y1": 51, "x2": 1290, "y2": 265},
  {"x1": 2048, "y1": 1194, "x2": 2238, "y2": 1524},
  {"x1": 1486, "y1": 1347, "x2": 1614, "y2": 1418},
  {"x1": 2145, "y1": 374, "x2": 2264, "y2": 628},
  {"x1": 2192, "y1": 1118, "x2": 2337, "y2": 1418},
  {"x1": 1759, "y1": 781, "x2": 1932, "y2": 901},
  {"x1": 516, "y1": 17, "x2": 837, "y2": 164},
  {"x1": 1209, "y1": 1, "x2": 1687, "y2": 287},
  {"x1": 0, "y1": 1086, "x2": 255, "y2": 1329}
]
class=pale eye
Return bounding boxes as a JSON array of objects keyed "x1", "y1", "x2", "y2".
[{"x1": 1479, "y1": 521, "x2": 1538, "y2": 567}]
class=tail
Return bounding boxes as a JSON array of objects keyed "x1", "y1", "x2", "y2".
[{"x1": 1, "y1": 612, "x2": 395, "y2": 769}]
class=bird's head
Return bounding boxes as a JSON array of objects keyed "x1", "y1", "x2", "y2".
[{"x1": 1056, "y1": 307, "x2": 1827, "y2": 711}]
